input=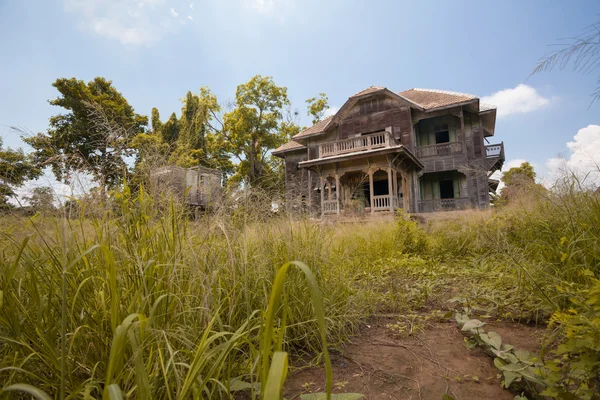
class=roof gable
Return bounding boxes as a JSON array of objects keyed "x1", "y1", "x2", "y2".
[{"x1": 398, "y1": 88, "x2": 478, "y2": 110}]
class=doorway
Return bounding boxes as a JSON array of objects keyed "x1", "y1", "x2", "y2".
[{"x1": 439, "y1": 180, "x2": 454, "y2": 199}]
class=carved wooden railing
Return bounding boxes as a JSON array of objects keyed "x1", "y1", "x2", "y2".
[
  {"x1": 322, "y1": 200, "x2": 338, "y2": 214},
  {"x1": 485, "y1": 142, "x2": 504, "y2": 159},
  {"x1": 318, "y1": 131, "x2": 394, "y2": 158},
  {"x1": 418, "y1": 198, "x2": 470, "y2": 212},
  {"x1": 416, "y1": 142, "x2": 463, "y2": 158}
]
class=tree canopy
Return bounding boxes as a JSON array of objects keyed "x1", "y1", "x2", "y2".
[
  {"x1": 24, "y1": 77, "x2": 148, "y2": 189},
  {"x1": 306, "y1": 93, "x2": 330, "y2": 124},
  {"x1": 0, "y1": 139, "x2": 42, "y2": 208}
]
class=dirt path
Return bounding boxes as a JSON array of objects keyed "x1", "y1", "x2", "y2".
[{"x1": 284, "y1": 317, "x2": 544, "y2": 400}]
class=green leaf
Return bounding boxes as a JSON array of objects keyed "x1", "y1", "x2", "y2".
[
  {"x1": 442, "y1": 395, "x2": 456, "y2": 400},
  {"x1": 503, "y1": 371, "x2": 520, "y2": 388},
  {"x1": 264, "y1": 351, "x2": 288, "y2": 399},
  {"x1": 2, "y1": 384, "x2": 52, "y2": 400},
  {"x1": 461, "y1": 319, "x2": 485, "y2": 331},
  {"x1": 107, "y1": 384, "x2": 123, "y2": 400},
  {"x1": 300, "y1": 394, "x2": 365, "y2": 400},
  {"x1": 229, "y1": 378, "x2": 261, "y2": 392},
  {"x1": 487, "y1": 331, "x2": 502, "y2": 349}
]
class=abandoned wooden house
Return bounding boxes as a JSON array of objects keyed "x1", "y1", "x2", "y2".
[
  {"x1": 149, "y1": 165, "x2": 222, "y2": 209},
  {"x1": 273, "y1": 86, "x2": 505, "y2": 215}
]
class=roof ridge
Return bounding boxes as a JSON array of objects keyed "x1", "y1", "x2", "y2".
[{"x1": 410, "y1": 88, "x2": 477, "y2": 99}]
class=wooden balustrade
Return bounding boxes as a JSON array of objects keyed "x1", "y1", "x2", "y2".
[
  {"x1": 485, "y1": 142, "x2": 504, "y2": 158},
  {"x1": 372, "y1": 195, "x2": 390, "y2": 210},
  {"x1": 322, "y1": 200, "x2": 338, "y2": 214},
  {"x1": 318, "y1": 131, "x2": 393, "y2": 158},
  {"x1": 418, "y1": 198, "x2": 470, "y2": 212},
  {"x1": 415, "y1": 142, "x2": 463, "y2": 158}
]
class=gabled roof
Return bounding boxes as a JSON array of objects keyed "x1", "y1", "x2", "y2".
[
  {"x1": 292, "y1": 115, "x2": 334, "y2": 139},
  {"x1": 398, "y1": 88, "x2": 478, "y2": 110},
  {"x1": 272, "y1": 140, "x2": 306, "y2": 156},
  {"x1": 291, "y1": 86, "x2": 497, "y2": 141}
]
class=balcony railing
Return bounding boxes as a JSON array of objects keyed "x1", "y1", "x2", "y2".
[
  {"x1": 322, "y1": 200, "x2": 339, "y2": 215},
  {"x1": 416, "y1": 142, "x2": 463, "y2": 158},
  {"x1": 371, "y1": 195, "x2": 399, "y2": 211},
  {"x1": 485, "y1": 142, "x2": 504, "y2": 158},
  {"x1": 418, "y1": 197, "x2": 470, "y2": 212},
  {"x1": 319, "y1": 131, "x2": 395, "y2": 158}
]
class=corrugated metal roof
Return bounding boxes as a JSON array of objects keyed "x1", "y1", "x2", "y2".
[{"x1": 479, "y1": 103, "x2": 497, "y2": 112}]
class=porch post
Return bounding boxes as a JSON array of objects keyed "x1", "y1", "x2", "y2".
[
  {"x1": 387, "y1": 168, "x2": 394, "y2": 212},
  {"x1": 335, "y1": 173, "x2": 341, "y2": 214},
  {"x1": 327, "y1": 177, "x2": 332, "y2": 200},
  {"x1": 368, "y1": 170, "x2": 374, "y2": 214},
  {"x1": 320, "y1": 176, "x2": 325, "y2": 217},
  {"x1": 307, "y1": 171, "x2": 312, "y2": 215},
  {"x1": 392, "y1": 170, "x2": 398, "y2": 207}
]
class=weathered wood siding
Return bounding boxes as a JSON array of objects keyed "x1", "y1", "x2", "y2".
[{"x1": 336, "y1": 95, "x2": 413, "y2": 148}]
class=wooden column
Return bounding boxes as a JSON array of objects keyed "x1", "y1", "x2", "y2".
[
  {"x1": 387, "y1": 168, "x2": 394, "y2": 212},
  {"x1": 368, "y1": 170, "x2": 374, "y2": 214},
  {"x1": 307, "y1": 171, "x2": 312, "y2": 215},
  {"x1": 327, "y1": 177, "x2": 332, "y2": 200},
  {"x1": 320, "y1": 176, "x2": 325, "y2": 217},
  {"x1": 392, "y1": 169, "x2": 398, "y2": 207},
  {"x1": 335, "y1": 173, "x2": 341, "y2": 214}
]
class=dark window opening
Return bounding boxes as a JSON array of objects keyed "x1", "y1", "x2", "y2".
[
  {"x1": 439, "y1": 180, "x2": 454, "y2": 199},
  {"x1": 435, "y1": 130, "x2": 450, "y2": 144}
]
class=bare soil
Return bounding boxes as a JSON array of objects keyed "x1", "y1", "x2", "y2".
[{"x1": 284, "y1": 317, "x2": 544, "y2": 400}]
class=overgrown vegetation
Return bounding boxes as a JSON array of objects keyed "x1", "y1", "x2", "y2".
[{"x1": 0, "y1": 175, "x2": 599, "y2": 399}]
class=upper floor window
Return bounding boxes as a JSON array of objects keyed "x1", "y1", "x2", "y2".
[{"x1": 435, "y1": 124, "x2": 450, "y2": 144}]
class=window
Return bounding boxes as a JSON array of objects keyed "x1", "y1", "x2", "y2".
[
  {"x1": 435, "y1": 123, "x2": 450, "y2": 144},
  {"x1": 439, "y1": 180, "x2": 454, "y2": 199}
]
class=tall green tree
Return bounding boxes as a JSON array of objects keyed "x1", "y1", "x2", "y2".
[
  {"x1": 221, "y1": 75, "x2": 291, "y2": 187},
  {"x1": 306, "y1": 93, "x2": 330, "y2": 124},
  {"x1": 0, "y1": 139, "x2": 42, "y2": 208},
  {"x1": 26, "y1": 186, "x2": 55, "y2": 211},
  {"x1": 24, "y1": 77, "x2": 148, "y2": 189},
  {"x1": 496, "y1": 162, "x2": 543, "y2": 205}
]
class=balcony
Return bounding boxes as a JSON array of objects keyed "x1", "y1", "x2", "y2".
[
  {"x1": 418, "y1": 198, "x2": 470, "y2": 212},
  {"x1": 416, "y1": 142, "x2": 463, "y2": 158},
  {"x1": 485, "y1": 142, "x2": 505, "y2": 172},
  {"x1": 318, "y1": 131, "x2": 396, "y2": 158},
  {"x1": 486, "y1": 142, "x2": 504, "y2": 158}
]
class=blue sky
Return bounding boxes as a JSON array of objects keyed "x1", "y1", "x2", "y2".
[{"x1": 1, "y1": 0, "x2": 599, "y2": 194}]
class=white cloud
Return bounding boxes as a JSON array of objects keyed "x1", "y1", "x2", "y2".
[
  {"x1": 190, "y1": 2, "x2": 194, "y2": 9},
  {"x1": 481, "y1": 84, "x2": 551, "y2": 118},
  {"x1": 64, "y1": 0, "x2": 193, "y2": 46},
  {"x1": 324, "y1": 106, "x2": 339, "y2": 118},
  {"x1": 245, "y1": 0, "x2": 295, "y2": 20},
  {"x1": 188, "y1": 15, "x2": 194, "y2": 21},
  {"x1": 546, "y1": 125, "x2": 600, "y2": 188}
]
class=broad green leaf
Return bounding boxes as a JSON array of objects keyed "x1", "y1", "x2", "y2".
[
  {"x1": 487, "y1": 331, "x2": 502, "y2": 349},
  {"x1": 503, "y1": 371, "x2": 520, "y2": 388},
  {"x1": 461, "y1": 319, "x2": 485, "y2": 331}
]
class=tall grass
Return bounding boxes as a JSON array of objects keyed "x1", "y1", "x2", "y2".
[
  {"x1": 1, "y1": 176, "x2": 599, "y2": 398},
  {"x1": 0, "y1": 185, "x2": 403, "y2": 399}
]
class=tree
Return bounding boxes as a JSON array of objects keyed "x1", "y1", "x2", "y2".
[
  {"x1": 24, "y1": 77, "x2": 148, "y2": 190},
  {"x1": 501, "y1": 162, "x2": 536, "y2": 187},
  {"x1": 306, "y1": 93, "x2": 330, "y2": 124},
  {"x1": 0, "y1": 139, "x2": 42, "y2": 208},
  {"x1": 221, "y1": 75, "x2": 292, "y2": 188},
  {"x1": 26, "y1": 186, "x2": 55, "y2": 211},
  {"x1": 496, "y1": 162, "x2": 541, "y2": 205},
  {"x1": 532, "y1": 21, "x2": 600, "y2": 103}
]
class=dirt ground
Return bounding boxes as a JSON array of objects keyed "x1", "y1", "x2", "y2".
[{"x1": 284, "y1": 317, "x2": 544, "y2": 400}]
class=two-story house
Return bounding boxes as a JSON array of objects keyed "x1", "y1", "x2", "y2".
[{"x1": 273, "y1": 86, "x2": 505, "y2": 215}]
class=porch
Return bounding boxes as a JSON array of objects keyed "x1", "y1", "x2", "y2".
[
  {"x1": 418, "y1": 170, "x2": 470, "y2": 212},
  {"x1": 319, "y1": 167, "x2": 407, "y2": 216}
]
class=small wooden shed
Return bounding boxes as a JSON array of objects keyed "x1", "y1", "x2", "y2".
[{"x1": 149, "y1": 165, "x2": 222, "y2": 209}]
